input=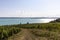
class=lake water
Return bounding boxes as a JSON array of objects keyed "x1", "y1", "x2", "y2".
[{"x1": 0, "y1": 18, "x2": 56, "y2": 25}]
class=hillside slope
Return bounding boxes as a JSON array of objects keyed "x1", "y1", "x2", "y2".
[{"x1": 8, "y1": 28, "x2": 60, "y2": 40}]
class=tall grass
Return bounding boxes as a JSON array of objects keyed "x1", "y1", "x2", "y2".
[{"x1": 0, "y1": 25, "x2": 21, "y2": 40}]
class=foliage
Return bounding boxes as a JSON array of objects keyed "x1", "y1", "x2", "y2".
[{"x1": 0, "y1": 26, "x2": 21, "y2": 40}]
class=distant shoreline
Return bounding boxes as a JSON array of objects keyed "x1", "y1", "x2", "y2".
[{"x1": 0, "y1": 17, "x2": 58, "y2": 19}]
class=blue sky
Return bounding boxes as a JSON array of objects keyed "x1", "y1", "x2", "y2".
[{"x1": 0, "y1": 0, "x2": 60, "y2": 17}]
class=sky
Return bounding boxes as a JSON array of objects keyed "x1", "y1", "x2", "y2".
[{"x1": 0, "y1": 0, "x2": 60, "y2": 17}]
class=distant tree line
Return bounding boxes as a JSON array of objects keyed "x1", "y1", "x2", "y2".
[{"x1": 50, "y1": 18, "x2": 60, "y2": 23}]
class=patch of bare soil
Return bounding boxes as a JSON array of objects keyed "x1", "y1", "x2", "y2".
[{"x1": 8, "y1": 29, "x2": 48, "y2": 40}]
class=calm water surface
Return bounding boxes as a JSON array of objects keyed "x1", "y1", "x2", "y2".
[{"x1": 0, "y1": 18, "x2": 55, "y2": 25}]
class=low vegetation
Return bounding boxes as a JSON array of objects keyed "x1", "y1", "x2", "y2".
[
  {"x1": 19, "y1": 23, "x2": 60, "y2": 40},
  {"x1": 1, "y1": 23, "x2": 60, "y2": 40},
  {"x1": 0, "y1": 25, "x2": 21, "y2": 40}
]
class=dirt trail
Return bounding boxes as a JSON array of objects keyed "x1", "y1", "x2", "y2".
[
  {"x1": 20, "y1": 29, "x2": 35, "y2": 40},
  {"x1": 8, "y1": 29, "x2": 37, "y2": 40},
  {"x1": 8, "y1": 29, "x2": 48, "y2": 40}
]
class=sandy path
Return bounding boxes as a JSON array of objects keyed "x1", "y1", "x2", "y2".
[
  {"x1": 8, "y1": 29, "x2": 48, "y2": 40},
  {"x1": 8, "y1": 29, "x2": 37, "y2": 40},
  {"x1": 20, "y1": 29, "x2": 35, "y2": 40}
]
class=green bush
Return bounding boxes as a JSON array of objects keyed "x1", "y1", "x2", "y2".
[{"x1": 0, "y1": 26, "x2": 21, "y2": 40}]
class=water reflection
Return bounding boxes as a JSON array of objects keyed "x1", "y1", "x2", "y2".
[{"x1": 40, "y1": 19, "x2": 55, "y2": 23}]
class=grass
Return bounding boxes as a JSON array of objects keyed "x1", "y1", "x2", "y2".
[
  {"x1": 0, "y1": 23, "x2": 60, "y2": 40},
  {"x1": 0, "y1": 25, "x2": 21, "y2": 40},
  {"x1": 18, "y1": 23, "x2": 60, "y2": 40}
]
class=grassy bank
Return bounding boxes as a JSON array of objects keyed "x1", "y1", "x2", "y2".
[
  {"x1": 0, "y1": 23, "x2": 60, "y2": 40},
  {"x1": 18, "y1": 23, "x2": 60, "y2": 40}
]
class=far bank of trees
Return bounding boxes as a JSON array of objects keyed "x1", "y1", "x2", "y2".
[{"x1": 50, "y1": 18, "x2": 60, "y2": 23}]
